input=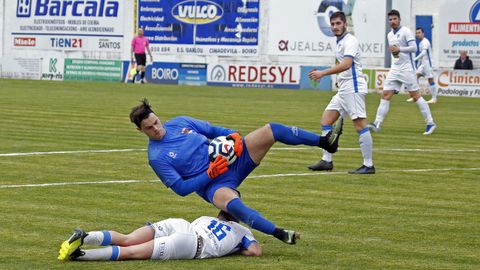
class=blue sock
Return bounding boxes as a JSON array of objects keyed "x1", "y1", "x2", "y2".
[
  {"x1": 110, "y1": 246, "x2": 120, "y2": 261},
  {"x1": 269, "y1": 123, "x2": 320, "y2": 146},
  {"x1": 100, "y1": 230, "x2": 112, "y2": 246},
  {"x1": 226, "y1": 198, "x2": 276, "y2": 235},
  {"x1": 321, "y1": 125, "x2": 333, "y2": 136}
]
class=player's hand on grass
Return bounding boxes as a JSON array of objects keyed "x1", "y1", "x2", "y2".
[
  {"x1": 226, "y1": 132, "x2": 243, "y2": 157},
  {"x1": 207, "y1": 156, "x2": 229, "y2": 179}
]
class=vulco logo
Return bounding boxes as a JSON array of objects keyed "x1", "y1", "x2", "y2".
[
  {"x1": 14, "y1": 37, "x2": 36, "y2": 46},
  {"x1": 172, "y1": 0, "x2": 223, "y2": 25},
  {"x1": 152, "y1": 68, "x2": 179, "y2": 80},
  {"x1": 16, "y1": 0, "x2": 119, "y2": 18}
]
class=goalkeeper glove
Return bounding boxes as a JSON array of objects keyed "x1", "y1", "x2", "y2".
[
  {"x1": 207, "y1": 156, "x2": 229, "y2": 179},
  {"x1": 226, "y1": 132, "x2": 243, "y2": 157}
]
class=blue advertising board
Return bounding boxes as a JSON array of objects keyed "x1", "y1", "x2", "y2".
[
  {"x1": 179, "y1": 63, "x2": 207, "y2": 86},
  {"x1": 300, "y1": 66, "x2": 333, "y2": 91},
  {"x1": 145, "y1": 62, "x2": 180, "y2": 84},
  {"x1": 138, "y1": 0, "x2": 259, "y2": 56}
]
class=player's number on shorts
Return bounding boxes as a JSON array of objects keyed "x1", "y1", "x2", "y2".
[{"x1": 207, "y1": 220, "x2": 231, "y2": 241}]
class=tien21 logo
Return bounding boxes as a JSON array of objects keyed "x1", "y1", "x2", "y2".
[{"x1": 172, "y1": 0, "x2": 223, "y2": 25}]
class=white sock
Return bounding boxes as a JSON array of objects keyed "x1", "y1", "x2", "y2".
[
  {"x1": 374, "y1": 99, "x2": 390, "y2": 127},
  {"x1": 84, "y1": 230, "x2": 111, "y2": 246},
  {"x1": 322, "y1": 150, "x2": 332, "y2": 162},
  {"x1": 359, "y1": 129, "x2": 373, "y2": 167},
  {"x1": 321, "y1": 126, "x2": 333, "y2": 162},
  {"x1": 429, "y1": 84, "x2": 437, "y2": 99},
  {"x1": 77, "y1": 246, "x2": 120, "y2": 261},
  {"x1": 416, "y1": 97, "x2": 434, "y2": 124}
]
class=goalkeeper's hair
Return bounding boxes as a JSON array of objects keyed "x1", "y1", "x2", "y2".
[{"x1": 130, "y1": 98, "x2": 155, "y2": 128}]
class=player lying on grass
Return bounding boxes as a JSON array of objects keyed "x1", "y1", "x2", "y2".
[
  {"x1": 129, "y1": 99, "x2": 342, "y2": 245},
  {"x1": 58, "y1": 213, "x2": 261, "y2": 261}
]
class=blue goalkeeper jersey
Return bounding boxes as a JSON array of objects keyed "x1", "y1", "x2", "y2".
[{"x1": 148, "y1": 116, "x2": 236, "y2": 189}]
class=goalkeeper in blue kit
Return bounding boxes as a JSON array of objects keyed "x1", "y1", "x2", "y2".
[{"x1": 128, "y1": 99, "x2": 342, "y2": 244}]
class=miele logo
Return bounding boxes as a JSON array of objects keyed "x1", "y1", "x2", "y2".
[{"x1": 14, "y1": 37, "x2": 36, "y2": 46}]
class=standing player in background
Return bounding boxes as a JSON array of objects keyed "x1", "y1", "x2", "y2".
[
  {"x1": 58, "y1": 215, "x2": 261, "y2": 261},
  {"x1": 308, "y1": 11, "x2": 375, "y2": 174},
  {"x1": 407, "y1": 27, "x2": 438, "y2": 104},
  {"x1": 368, "y1": 10, "x2": 436, "y2": 135},
  {"x1": 131, "y1": 28, "x2": 153, "y2": 84},
  {"x1": 128, "y1": 99, "x2": 341, "y2": 245}
]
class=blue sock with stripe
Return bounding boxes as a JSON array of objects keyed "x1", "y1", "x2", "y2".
[
  {"x1": 83, "y1": 230, "x2": 112, "y2": 246},
  {"x1": 109, "y1": 246, "x2": 120, "y2": 261},
  {"x1": 100, "y1": 230, "x2": 112, "y2": 246},
  {"x1": 358, "y1": 127, "x2": 373, "y2": 167},
  {"x1": 429, "y1": 81, "x2": 437, "y2": 99},
  {"x1": 321, "y1": 125, "x2": 333, "y2": 161},
  {"x1": 269, "y1": 122, "x2": 320, "y2": 146},
  {"x1": 227, "y1": 198, "x2": 276, "y2": 234},
  {"x1": 321, "y1": 125, "x2": 333, "y2": 136}
]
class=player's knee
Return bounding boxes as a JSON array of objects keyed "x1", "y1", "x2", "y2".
[
  {"x1": 123, "y1": 246, "x2": 150, "y2": 260},
  {"x1": 410, "y1": 92, "x2": 421, "y2": 101},
  {"x1": 121, "y1": 234, "x2": 138, "y2": 246},
  {"x1": 121, "y1": 247, "x2": 135, "y2": 258},
  {"x1": 381, "y1": 92, "x2": 392, "y2": 100},
  {"x1": 265, "y1": 123, "x2": 274, "y2": 133}
]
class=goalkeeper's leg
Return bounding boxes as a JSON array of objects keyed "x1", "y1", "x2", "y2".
[
  {"x1": 245, "y1": 122, "x2": 339, "y2": 165},
  {"x1": 213, "y1": 187, "x2": 299, "y2": 245}
]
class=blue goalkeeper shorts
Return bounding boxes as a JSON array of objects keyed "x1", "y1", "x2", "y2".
[{"x1": 196, "y1": 139, "x2": 257, "y2": 203}]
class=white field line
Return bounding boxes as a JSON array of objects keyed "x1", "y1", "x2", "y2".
[
  {"x1": 1, "y1": 167, "x2": 479, "y2": 189},
  {"x1": 1, "y1": 147, "x2": 479, "y2": 157},
  {"x1": 0, "y1": 149, "x2": 146, "y2": 157}
]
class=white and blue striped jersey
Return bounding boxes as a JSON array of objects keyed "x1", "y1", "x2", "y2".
[
  {"x1": 416, "y1": 38, "x2": 433, "y2": 68},
  {"x1": 388, "y1": 26, "x2": 417, "y2": 72},
  {"x1": 192, "y1": 216, "x2": 257, "y2": 258},
  {"x1": 335, "y1": 33, "x2": 367, "y2": 94}
]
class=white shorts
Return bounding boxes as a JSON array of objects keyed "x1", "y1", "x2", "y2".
[
  {"x1": 150, "y1": 218, "x2": 197, "y2": 260},
  {"x1": 384, "y1": 69, "x2": 420, "y2": 92},
  {"x1": 416, "y1": 64, "x2": 434, "y2": 79},
  {"x1": 325, "y1": 92, "x2": 367, "y2": 120}
]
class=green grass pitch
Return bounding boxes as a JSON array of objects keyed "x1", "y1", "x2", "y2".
[{"x1": 0, "y1": 79, "x2": 479, "y2": 269}]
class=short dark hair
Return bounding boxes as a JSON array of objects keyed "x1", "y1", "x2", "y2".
[
  {"x1": 416, "y1": 27, "x2": 424, "y2": 33},
  {"x1": 130, "y1": 98, "x2": 155, "y2": 128},
  {"x1": 388, "y1": 9, "x2": 401, "y2": 19},
  {"x1": 330, "y1": 11, "x2": 346, "y2": 23}
]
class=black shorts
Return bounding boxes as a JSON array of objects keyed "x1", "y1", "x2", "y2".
[{"x1": 134, "y1": 53, "x2": 147, "y2": 66}]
